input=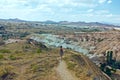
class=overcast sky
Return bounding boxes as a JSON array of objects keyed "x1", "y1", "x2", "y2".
[{"x1": 0, "y1": 0, "x2": 120, "y2": 23}]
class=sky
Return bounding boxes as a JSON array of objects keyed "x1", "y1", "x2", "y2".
[{"x1": 0, "y1": 0, "x2": 120, "y2": 23}]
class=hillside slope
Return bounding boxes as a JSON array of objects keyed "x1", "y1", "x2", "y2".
[
  {"x1": 63, "y1": 50, "x2": 111, "y2": 80},
  {"x1": 0, "y1": 40, "x2": 111, "y2": 80}
]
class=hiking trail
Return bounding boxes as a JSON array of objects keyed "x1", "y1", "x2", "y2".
[{"x1": 56, "y1": 60, "x2": 78, "y2": 80}]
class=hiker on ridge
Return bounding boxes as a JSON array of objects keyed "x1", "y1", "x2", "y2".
[{"x1": 59, "y1": 46, "x2": 64, "y2": 60}]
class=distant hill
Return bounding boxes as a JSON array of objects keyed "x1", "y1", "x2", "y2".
[
  {"x1": 62, "y1": 21, "x2": 120, "y2": 28},
  {"x1": 40, "y1": 20, "x2": 120, "y2": 28},
  {"x1": 41, "y1": 20, "x2": 58, "y2": 24},
  {"x1": 0, "y1": 18, "x2": 27, "y2": 22},
  {"x1": 0, "y1": 18, "x2": 120, "y2": 28}
]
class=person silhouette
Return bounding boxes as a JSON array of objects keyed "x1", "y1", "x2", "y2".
[{"x1": 59, "y1": 46, "x2": 64, "y2": 60}]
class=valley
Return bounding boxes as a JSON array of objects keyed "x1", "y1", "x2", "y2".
[{"x1": 0, "y1": 19, "x2": 120, "y2": 80}]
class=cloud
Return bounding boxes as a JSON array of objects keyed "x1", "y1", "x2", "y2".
[
  {"x1": 106, "y1": 14, "x2": 113, "y2": 18},
  {"x1": 1, "y1": 0, "x2": 96, "y2": 15},
  {"x1": 98, "y1": 0, "x2": 112, "y2": 4},
  {"x1": 94, "y1": 10, "x2": 109, "y2": 15},
  {"x1": 0, "y1": 0, "x2": 98, "y2": 11},
  {"x1": 87, "y1": 9, "x2": 94, "y2": 13},
  {"x1": 0, "y1": 0, "x2": 119, "y2": 23},
  {"x1": 105, "y1": 14, "x2": 120, "y2": 23},
  {"x1": 98, "y1": 0, "x2": 107, "y2": 4},
  {"x1": 107, "y1": 0, "x2": 112, "y2": 4}
]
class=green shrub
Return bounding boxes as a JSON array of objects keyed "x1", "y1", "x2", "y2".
[
  {"x1": 31, "y1": 64, "x2": 39, "y2": 72},
  {"x1": 67, "y1": 62, "x2": 76, "y2": 70},
  {"x1": 14, "y1": 50, "x2": 22, "y2": 54},
  {"x1": 0, "y1": 49, "x2": 11, "y2": 53},
  {"x1": 0, "y1": 65, "x2": 14, "y2": 77},
  {"x1": 115, "y1": 61, "x2": 120, "y2": 69},
  {"x1": 36, "y1": 49, "x2": 42, "y2": 53},
  {"x1": 0, "y1": 54, "x2": 4, "y2": 59},
  {"x1": 24, "y1": 45, "x2": 30, "y2": 49},
  {"x1": 105, "y1": 67, "x2": 112, "y2": 76},
  {"x1": 9, "y1": 55, "x2": 16, "y2": 60}
]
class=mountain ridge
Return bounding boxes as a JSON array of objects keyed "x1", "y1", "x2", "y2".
[{"x1": 0, "y1": 18, "x2": 120, "y2": 28}]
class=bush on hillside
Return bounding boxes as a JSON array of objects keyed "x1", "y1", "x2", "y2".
[
  {"x1": 36, "y1": 49, "x2": 42, "y2": 53},
  {"x1": 9, "y1": 55, "x2": 16, "y2": 60},
  {"x1": 0, "y1": 54, "x2": 4, "y2": 59},
  {"x1": 0, "y1": 65, "x2": 15, "y2": 80},
  {"x1": 0, "y1": 49, "x2": 11, "y2": 53}
]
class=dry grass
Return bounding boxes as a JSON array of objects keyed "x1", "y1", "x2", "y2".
[
  {"x1": 64, "y1": 50, "x2": 110, "y2": 80},
  {"x1": 0, "y1": 65, "x2": 16, "y2": 80},
  {"x1": 0, "y1": 40, "x2": 59, "y2": 80},
  {"x1": 0, "y1": 39, "x2": 112, "y2": 80}
]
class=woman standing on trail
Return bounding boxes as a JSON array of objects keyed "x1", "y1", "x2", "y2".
[{"x1": 59, "y1": 46, "x2": 64, "y2": 60}]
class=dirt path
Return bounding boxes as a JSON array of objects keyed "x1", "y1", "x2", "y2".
[
  {"x1": 56, "y1": 60, "x2": 78, "y2": 80},
  {"x1": 17, "y1": 65, "x2": 28, "y2": 80},
  {"x1": 15, "y1": 60, "x2": 30, "y2": 80}
]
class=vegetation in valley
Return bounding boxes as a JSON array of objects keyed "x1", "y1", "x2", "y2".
[{"x1": 0, "y1": 19, "x2": 120, "y2": 80}]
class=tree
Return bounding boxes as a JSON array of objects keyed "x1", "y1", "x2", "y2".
[
  {"x1": 106, "y1": 51, "x2": 113, "y2": 65},
  {"x1": 105, "y1": 67, "x2": 112, "y2": 76},
  {"x1": 100, "y1": 63, "x2": 106, "y2": 72}
]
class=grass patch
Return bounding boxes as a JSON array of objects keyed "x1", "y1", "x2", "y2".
[
  {"x1": 0, "y1": 54, "x2": 4, "y2": 59},
  {"x1": 0, "y1": 49, "x2": 11, "y2": 53},
  {"x1": 14, "y1": 50, "x2": 22, "y2": 54},
  {"x1": 9, "y1": 55, "x2": 16, "y2": 60},
  {"x1": 0, "y1": 41, "x2": 60, "y2": 79},
  {"x1": 36, "y1": 49, "x2": 42, "y2": 53},
  {"x1": 30, "y1": 64, "x2": 40, "y2": 73},
  {"x1": 67, "y1": 61, "x2": 76, "y2": 70},
  {"x1": 0, "y1": 65, "x2": 14, "y2": 77},
  {"x1": 23, "y1": 45, "x2": 31, "y2": 49}
]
